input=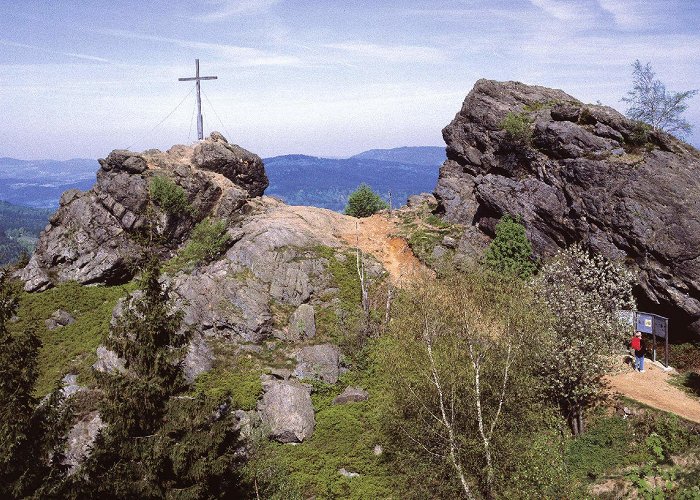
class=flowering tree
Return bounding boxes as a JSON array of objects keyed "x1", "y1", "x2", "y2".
[{"x1": 533, "y1": 245, "x2": 635, "y2": 435}]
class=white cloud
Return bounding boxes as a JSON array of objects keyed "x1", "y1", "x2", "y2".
[
  {"x1": 0, "y1": 39, "x2": 110, "y2": 63},
  {"x1": 194, "y1": 0, "x2": 281, "y2": 21},
  {"x1": 323, "y1": 42, "x2": 448, "y2": 63},
  {"x1": 96, "y1": 29, "x2": 303, "y2": 67}
]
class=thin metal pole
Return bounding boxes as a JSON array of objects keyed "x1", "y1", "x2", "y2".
[
  {"x1": 665, "y1": 320, "x2": 669, "y2": 367},
  {"x1": 195, "y1": 59, "x2": 203, "y2": 140}
]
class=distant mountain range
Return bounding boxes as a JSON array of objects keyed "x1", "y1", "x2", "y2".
[
  {"x1": 0, "y1": 146, "x2": 445, "y2": 212},
  {"x1": 264, "y1": 146, "x2": 444, "y2": 212}
]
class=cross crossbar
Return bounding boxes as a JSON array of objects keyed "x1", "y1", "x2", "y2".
[{"x1": 178, "y1": 59, "x2": 217, "y2": 140}]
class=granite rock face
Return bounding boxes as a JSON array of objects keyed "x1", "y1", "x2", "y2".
[
  {"x1": 435, "y1": 79, "x2": 700, "y2": 336},
  {"x1": 19, "y1": 132, "x2": 268, "y2": 292}
]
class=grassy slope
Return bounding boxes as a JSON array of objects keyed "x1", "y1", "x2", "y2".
[{"x1": 10, "y1": 281, "x2": 133, "y2": 396}]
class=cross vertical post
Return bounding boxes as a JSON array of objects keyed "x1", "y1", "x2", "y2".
[{"x1": 178, "y1": 59, "x2": 218, "y2": 140}]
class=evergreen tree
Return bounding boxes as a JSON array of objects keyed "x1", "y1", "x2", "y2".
[
  {"x1": 0, "y1": 269, "x2": 39, "y2": 496},
  {"x1": 483, "y1": 215, "x2": 536, "y2": 279},
  {"x1": 0, "y1": 269, "x2": 69, "y2": 497},
  {"x1": 344, "y1": 183, "x2": 389, "y2": 218},
  {"x1": 78, "y1": 257, "x2": 242, "y2": 498}
]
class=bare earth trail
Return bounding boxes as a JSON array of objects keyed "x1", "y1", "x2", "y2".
[
  {"x1": 338, "y1": 213, "x2": 432, "y2": 285},
  {"x1": 607, "y1": 361, "x2": 700, "y2": 424}
]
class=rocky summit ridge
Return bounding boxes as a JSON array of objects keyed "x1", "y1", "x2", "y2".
[{"x1": 436, "y1": 79, "x2": 700, "y2": 338}]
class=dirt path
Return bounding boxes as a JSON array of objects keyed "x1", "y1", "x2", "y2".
[
  {"x1": 338, "y1": 213, "x2": 431, "y2": 285},
  {"x1": 607, "y1": 360, "x2": 700, "y2": 424}
]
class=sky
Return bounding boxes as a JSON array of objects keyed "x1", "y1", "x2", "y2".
[{"x1": 1, "y1": 0, "x2": 699, "y2": 160}]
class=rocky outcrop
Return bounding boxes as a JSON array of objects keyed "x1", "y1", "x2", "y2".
[
  {"x1": 436, "y1": 79, "x2": 700, "y2": 337},
  {"x1": 19, "y1": 132, "x2": 268, "y2": 292},
  {"x1": 259, "y1": 379, "x2": 315, "y2": 443}
]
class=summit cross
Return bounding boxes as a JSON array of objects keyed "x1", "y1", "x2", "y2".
[{"x1": 178, "y1": 59, "x2": 218, "y2": 140}]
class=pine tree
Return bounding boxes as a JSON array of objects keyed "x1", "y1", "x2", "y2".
[
  {"x1": 78, "y1": 257, "x2": 242, "y2": 498},
  {"x1": 0, "y1": 270, "x2": 39, "y2": 496},
  {"x1": 344, "y1": 183, "x2": 389, "y2": 218},
  {"x1": 78, "y1": 257, "x2": 189, "y2": 497},
  {"x1": 483, "y1": 215, "x2": 536, "y2": 280}
]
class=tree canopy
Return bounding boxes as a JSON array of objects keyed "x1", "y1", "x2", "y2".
[
  {"x1": 622, "y1": 60, "x2": 698, "y2": 136},
  {"x1": 344, "y1": 183, "x2": 389, "y2": 218}
]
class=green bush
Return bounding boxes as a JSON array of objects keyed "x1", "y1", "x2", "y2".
[
  {"x1": 501, "y1": 112, "x2": 533, "y2": 143},
  {"x1": 566, "y1": 416, "x2": 633, "y2": 480},
  {"x1": 670, "y1": 342, "x2": 700, "y2": 372},
  {"x1": 167, "y1": 218, "x2": 230, "y2": 272},
  {"x1": 344, "y1": 184, "x2": 388, "y2": 218},
  {"x1": 483, "y1": 215, "x2": 536, "y2": 279},
  {"x1": 149, "y1": 175, "x2": 192, "y2": 216}
]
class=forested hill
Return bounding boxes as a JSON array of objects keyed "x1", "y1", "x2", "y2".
[
  {"x1": 0, "y1": 200, "x2": 51, "y2": 265},
  {"x1": 264, "y1": 147, "x2": 444, "y2": 212}
]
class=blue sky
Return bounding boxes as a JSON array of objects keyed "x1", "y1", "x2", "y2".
[{"x1": 1, "y1": 0, "x2": 699, "y2": 159}]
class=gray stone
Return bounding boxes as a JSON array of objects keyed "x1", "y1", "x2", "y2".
[
  {"x1": 63, "y1": 412, "x2": 105, "y2": 474},
  {"x1": 293, "y1": 344, "x2": 341, "y2": 383},
  {"x1": 259, "y1": 380, "x2": 315, "y2": 443},
  {"x1": 373, "y1": 444, "x2": 383, "y2": 456},
  {"x1": 60, "y1": 374, "x2": 84, "y2": 399},
  {"x1": 435, "y1": 79, "x2": 700, "y2": 338},
  {"x1": 406, "y1": 192, "x2": 437, "y2": 208},
  {"x1": 45, "y1": 309, "x2": 75, "y2": 330},
  {"x1": 287, "y1": 303, "x2": 316, "y2": 341},
  {"x1": 92, "y1": 345, "x2": 126, "y2": 374},
  {"x1": 441, "y1": 236, "x2": 458, "y2": 249},
  {"x1": 333, "y1": 386, "x2": 369, "y2": 404},
  {"x1": 270, "y1": 368, "x2": 292, "y2": 380},
  {"x1": 339, "y1": 468, "x2": 360, "y2": 478},
  {"x1": 183, "y1": 335, "x2": 214, "y2": 383}
]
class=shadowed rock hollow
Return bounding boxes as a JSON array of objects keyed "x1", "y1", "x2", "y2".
[{"x1": 436, "y1": 79, "x2": 700, "y2": 338}]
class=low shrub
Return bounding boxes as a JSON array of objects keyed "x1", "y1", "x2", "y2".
[
  {"x1": 167, "y1": 218, "x2": 230, "y2": 272},
  {"x1": 149, "y1": 175, "x2": 192, "y2": 216},
  {"x1": 344, "y1": 184, "x2": 388, "y2": 218},
  {"x1": 501, "y1": 111, "x2": 533, "y2": 144}
]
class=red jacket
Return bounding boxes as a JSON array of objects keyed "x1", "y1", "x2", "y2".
[{"x1": 631, "y1": 337, "x2": 641, "y2": 351}]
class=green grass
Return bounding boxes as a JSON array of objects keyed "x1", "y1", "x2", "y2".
[
  {"x1": 670, "y1": 372, "x2": 700, "y2": 400},
  {"x1": 313, "y1": 246, "x2": 363, "y2": 343},
  {"x1": 9, "y1": 280, "x2": 134, "y2": 396},
  {"x1": 245, "y1": 343, "x2": 396, "y2": 499},
  {"x1": 192, "y1": 356, "x2": 263, "y2": 411}
]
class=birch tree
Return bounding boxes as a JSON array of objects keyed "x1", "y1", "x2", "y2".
[{"x1": 384, "y1": 269, "x2": 551, "y2": 498}]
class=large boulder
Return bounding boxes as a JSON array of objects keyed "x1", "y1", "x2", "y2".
[
  {"x1": 293, "y1": 344, "x2": 341, "y2": 383},
  {"x1": 435, "y1": 79, "x2": 700, "y2": 338},
  {"x1": 259, "y1": 380, "x2": 315, "y2": 443}
]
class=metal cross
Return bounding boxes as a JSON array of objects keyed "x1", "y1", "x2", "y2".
[{"x1": 178, "y1": 59, "x2": 217, "y2": 140}]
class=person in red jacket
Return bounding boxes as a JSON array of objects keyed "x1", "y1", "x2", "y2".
[{"x1": 630, "y1": 331, "x2": 646, "y2": 372}]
